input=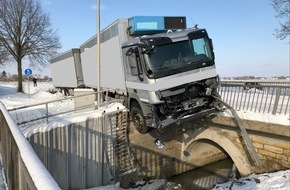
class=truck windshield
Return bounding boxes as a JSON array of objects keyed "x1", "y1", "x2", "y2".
[{"x1": 143, "y1": 37, "x2": 214, "y2": 79}]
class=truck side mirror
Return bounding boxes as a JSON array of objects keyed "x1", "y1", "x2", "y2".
[
  {"x1": 209, "y1": 39, "x2": 215, "y2": 59},
  {"x1": 209, "y1": 38, "x2": 214, "y2": 50}
]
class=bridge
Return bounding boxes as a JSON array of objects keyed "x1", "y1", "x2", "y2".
[
  {"x1": 0, "y1": 81, "x2": 289, "y2": 189},
  {"x1": 128, "y1": 114, "x2": 289, "y2": 178}
]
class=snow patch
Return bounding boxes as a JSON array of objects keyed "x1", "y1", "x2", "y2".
[{"x1": 220, "y1": 109, "x2": 290, "y2": 126}]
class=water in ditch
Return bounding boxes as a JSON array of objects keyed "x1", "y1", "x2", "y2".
[{"x1": 167, "y1": 158, "x2": 235, "y2": 190}]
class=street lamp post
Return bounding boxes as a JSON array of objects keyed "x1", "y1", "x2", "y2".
[{"x1": 97, "y1": 0, "x2": 101, "y2": 107}]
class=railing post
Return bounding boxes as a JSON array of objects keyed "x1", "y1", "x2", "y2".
[
  {"x1": 101, "y1": 110, "x2": 106, "y2": 184},
  {"x1": 106, "y1": 90, "x2": 109, "y2": 107},
  {"x1": 46, "y1": 103, "x2": 49, "y2": 123},
  {"x1": 272, "y1": 87, "x2": 281, "y2": 115}
]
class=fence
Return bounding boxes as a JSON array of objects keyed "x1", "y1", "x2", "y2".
[
  {"x1": 7, "y1": 90, "x2": 118, "y2": 126},
  {"x1": 220, "y1": 80, "x2": 290, "y2": 86},
  {"x1": 0, "y1": 91, "x2": 135, "y2": 189},
  {"x1": 26, "y1": 108, "x2": 133, "y2": 189},
  {"x1": 0, "y1": 102, "x2": 61, "y2": 190},
  {"x1": 218, "y1": 81, "x2": 290, "y2": 116}
]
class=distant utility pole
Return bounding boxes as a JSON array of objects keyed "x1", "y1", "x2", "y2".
[{"x1": 97, "y1": 0, "x2": 101, "y2": 107}]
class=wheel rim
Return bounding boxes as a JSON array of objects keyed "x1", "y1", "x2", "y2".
[{"x1": 133, "y1": 112, "x2": 144, "y2": 131}]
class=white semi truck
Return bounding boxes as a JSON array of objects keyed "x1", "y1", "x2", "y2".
[{"x1": 50, "y1": 16, "x2": 221, "y2": 134}]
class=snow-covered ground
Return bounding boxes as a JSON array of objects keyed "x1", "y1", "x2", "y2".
[
  {"x1": 220, "y1": 108, "x2": 289, "y2": 126},
  {"x1": 0, "y1": 81, "x2": 289, "y2": 190}
]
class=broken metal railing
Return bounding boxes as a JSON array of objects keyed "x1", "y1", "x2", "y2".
[
  {"x1": 214, "y1": 95, "x2": 262, "y2": 166},
  {"x1": 8, "y1": 89, "x2": 123, "y2": 125},
  {"x1": 218, "y1": 82, "x2": 290, "y2": 116}
]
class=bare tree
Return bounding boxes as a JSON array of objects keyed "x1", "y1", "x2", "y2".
[
  {"x1": 271, "y1": 0, "x2": 290, "y2": 40},
  {"x1": 0, "y1": 41, "x2": 8, "y2": 64},
  {"x1": 0, "y1": 0, "x2": 60, "y2": 92}
]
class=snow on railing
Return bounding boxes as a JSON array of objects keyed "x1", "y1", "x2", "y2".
[
  {"x1": 0, "y1": 102, "x2": 61, "y2": 190},
  {"x1": 8, "y1": 89, "x2": 123, "y2": 127}
]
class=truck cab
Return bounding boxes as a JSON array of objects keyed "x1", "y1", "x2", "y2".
[{"x1": 122, "y1": 27, "x2": 220, "y2": 133}]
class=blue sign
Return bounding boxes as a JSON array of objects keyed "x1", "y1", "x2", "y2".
[{"x1": 25, "y1": 68, "x2": 32, "y2": 76}]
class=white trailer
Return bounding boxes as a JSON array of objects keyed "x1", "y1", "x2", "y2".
[
  {"x1": 80, "y1": 18, "x2": 128, "y2": 93},
  {"x1": 50, "y1": 48, "x2": 84, "y2": 88},
  {"x1": 51, "y1": 16, "x2": 221, "y2": 134}
]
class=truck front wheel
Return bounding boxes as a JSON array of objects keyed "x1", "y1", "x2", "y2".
[{"x1": 131, "y1": 102, "x2": 149, "y2": 134}]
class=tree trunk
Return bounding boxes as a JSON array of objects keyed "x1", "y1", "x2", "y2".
[{"x1": 17, "y1": 60, "x2": 23, "y2": 92}]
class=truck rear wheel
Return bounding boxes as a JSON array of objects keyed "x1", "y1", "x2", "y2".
[{"x1": 131, "y1": 102, "x2": 149, "y2": 134}]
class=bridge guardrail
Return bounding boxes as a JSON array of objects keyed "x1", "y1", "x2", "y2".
[
  {"x1": 218, "y1": 82, "x2": 290, "y2": 116},
  {"x1": 1, "y1": 99, "x2": 135, "y2": 189},
  {"x1": 7, "y1": 89, "x2": 122, "y2": 126},
  {"x1": 0, "y1": 102, "x2": 61, "y2": 190},
  {"x1": 220, "y1": 80, "x2": 290, "y2": 86}
]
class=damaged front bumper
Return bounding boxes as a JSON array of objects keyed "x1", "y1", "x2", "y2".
[{"x1": 151, "y1": 107, "x2": 217, "y2": 130}]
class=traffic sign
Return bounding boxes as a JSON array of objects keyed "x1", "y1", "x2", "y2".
[{"x1": 25, "y1": 68, "x2": 32, "y2": 76}]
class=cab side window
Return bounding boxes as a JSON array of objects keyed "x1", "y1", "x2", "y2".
[{"x1": 128, "y1": 53, "x2": 138, "y2": 76}]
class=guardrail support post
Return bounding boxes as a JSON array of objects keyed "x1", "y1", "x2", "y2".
[
  {"x1": 46, "y1": 104, "x2": 48, "y2": 123},
  {"x1": 106, "y1": 90, "x2": 109, "y2": 107},
  {"x1": 272, "y1": 87, "x2": 281, "y2": 115}
]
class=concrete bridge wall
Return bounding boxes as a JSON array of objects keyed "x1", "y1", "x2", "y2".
[{"x1": 210, "y1": 116, "x2": 290, "y2": 173}]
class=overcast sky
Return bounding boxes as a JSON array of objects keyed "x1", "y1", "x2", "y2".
[{"x1": 1, "y1": 0, "x2": 289, "y2": 78}]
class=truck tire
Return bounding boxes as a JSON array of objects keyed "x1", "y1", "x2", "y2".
[{"x1": 131, "y1": 102, "x2": 149, "y2": 134}]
